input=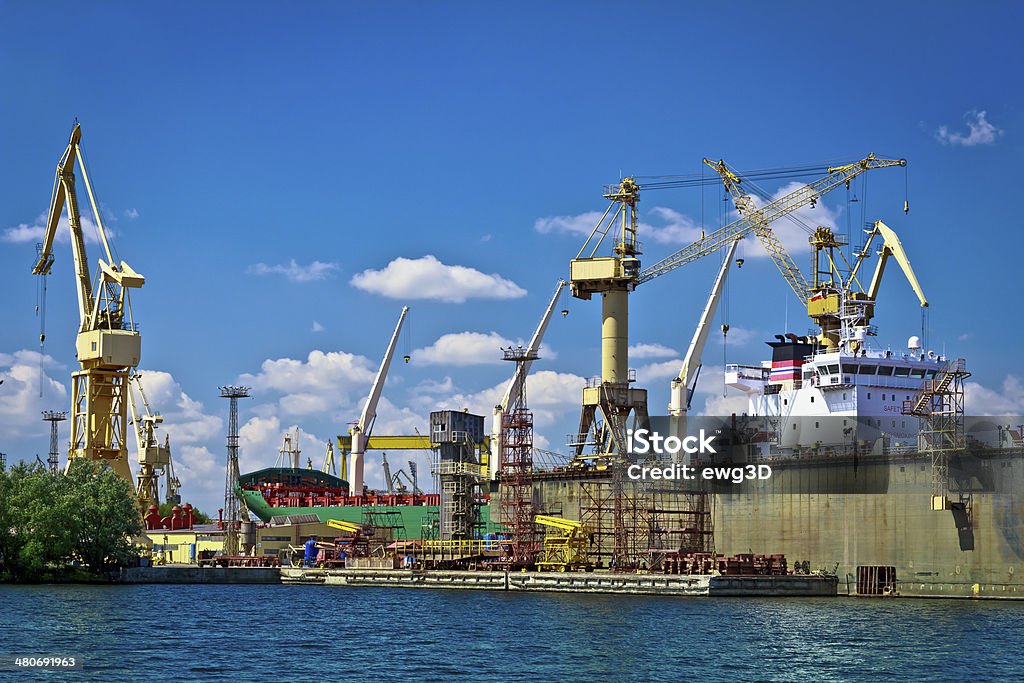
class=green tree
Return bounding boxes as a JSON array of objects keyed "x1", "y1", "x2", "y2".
[
  {"x1": 0, "y1": 462, "x2": 76, "y2": 581},
  {"x1": 64, "y1": 460, "x2": 144, "y2": 574}
]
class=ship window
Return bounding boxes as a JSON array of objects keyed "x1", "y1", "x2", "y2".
[
  {"x1": 867, "y1": 392, "x2": 872, "y2": 399},
  {"x1": 815, "y1": 421, "x2": 820, "y2": 428},
  {"x1": 843, "y1": 393, "x2": 847, "y2": 400},
  {"x1": 927, "y1": 370, "x2": 938, "y2": 379},
  {"x1": 783, "y1": 398, "x2": 788, "y2": 405},
  {"x1": 878, "y1": 366, "x2": 894, "y2": 376},
  {"x1": 911, "y1": 368, "x2": 926, "y2": 378},
  {"x1": 793, "y1": 424, "x2": 797, "y2": 430},
  {"x1": 858, "y1": 365, "x2": 877, "y2": 375},
  {"x1": 902, "y1": 421, "x2": 906, "y2": 428},
  {"x1": 827, "y1": 364, "x2": 840, "y2": 374},
  {"x1": 894, "y1": 367, "x2": 910, "y2": 377},
  {"x1": 817, "y1": 366, "x2": 828, "y2": 376},
  {"x1": 906, "y1": 395, "x2": 910, "y2": 401},
  {"x1": 843, "y1": 364, "x2": 858, "y2": 374}
]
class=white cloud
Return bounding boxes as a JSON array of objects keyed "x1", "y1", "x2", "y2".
[
  {"x1": 415, "y1": 376, "x2": 456, "y2": 394},
  {"x1": 698, "y1": 390, "x2": 750, "y2": 416},
  {"x1": 642, "y1": 207, "x2": 704, "y2": 244},
  {"x1": 936, "y1": 110, "x2": 1003, "y2": 147},
  {"x1": 534, "y1": 210, "x2": 606, "y2": 237},
  {"x1": 966, "y1": 375, "x2": 1024, "y2": 416},
  {"x1": 634, "y1": 359, "x2": 683, "y2": 384},
  {"x1": 129, "y1": 370, "x2": 223, "y2": 446},
  {"x1": 533, "y1": 206, "x2": 704, "y2": 245},
  {"x1": 424, "y1": 370, "x2": 584, "y2": 433},
  {"x1": 350, "y1": 255, "x2": 526, "y2": 303},
  {"x1": 721, "y1": 326, "x2": 759, "y2": 346},
  {"x1": 239, "y1": 349, "x2": 377, "y2": 418},
  {"x1": 311, "y1": 320, "x2": 325, "y2": 333},
  {"x1": 123, "y1": 208, "x2": 139, "y2": 220},
  {"x1": 247, "y1": 259, "x2": 339, "y2": 283},
  {"x1": 3, "y1": 212, "x2": 112, "y2": 245},
  {"x1": 0, "y1": 350, "x2": 68, "y2": 441},
  {"x1": 412, "y1": 331, "x2": 516, "y2": 366},
  {"x1": 629, "y1": 342, "x2": 678, "y2": 359}
]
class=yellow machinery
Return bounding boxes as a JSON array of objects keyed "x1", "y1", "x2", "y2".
[
  {"x1": 33, "y1": 123, "x2": 145, "y2": 485},
  {"x1": 326, "y1": 519, "x2": 365, "y2": 534},
  {"x1": 534, "y1": 515, "x2": 592, "y2": 572}
]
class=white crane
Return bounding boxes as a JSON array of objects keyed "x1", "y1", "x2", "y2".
[
  {"x1": 348, "y1": 306, "x2": 409, "y2": 494},
  {"x1": 489, "y1": 280, "x2": 566, "y2": 479},
  {"x1": 669, "y1": 240, "x2": 740, "y2": 417}
]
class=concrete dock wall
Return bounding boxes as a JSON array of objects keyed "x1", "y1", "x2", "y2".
[{"x1": 116, "y1": 566, "x2": 281, "y2": 584}]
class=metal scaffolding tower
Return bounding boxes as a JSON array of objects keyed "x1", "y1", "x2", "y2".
[
  {"x1": 0, "y1": 452, "x2": 6, "y2": 471},
  {"x1": 219, "y1": 385, "x2": 250, "y2": 555},
  {"x1": 499, "y1": 345, "x2": 539, "y2": 567},
  {"x1": 903, "y1": 358, "x2": 971, "y2": 512},
  {"x1": 42, "y1": 410, "x2": 67, "y2": 474}
]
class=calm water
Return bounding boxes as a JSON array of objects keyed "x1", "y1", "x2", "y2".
[{"x1": 1, "y1": 584, "x2": 1021, "y2": 682}]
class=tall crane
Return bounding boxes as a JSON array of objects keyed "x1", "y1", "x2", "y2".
[
  {"x1": 669, "y1": 240, "x2": 739, "y2": 417},
  {"x1": 32, "y1": 123, "x2": 145, "y2": 484},
  {"x1": 569, "y1": 154, "x2": 905, "y2": 457},
  {"x1": 489, "y1": 280, "x2": 566, "y2": 479},
  {"x1": 348, "y1": 306, "x2": 409, "y2": 495}
]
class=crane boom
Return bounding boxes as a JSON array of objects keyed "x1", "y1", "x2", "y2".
[
  {"x1": 862, "y1": 220, "x2": 928, "y2": 308},
  {"x1": 669, "y1": 240, "x2": 739, "y2": 416},
  {"x1": 489, "y1": 279, "x2": 565, "y2": 479},
  {"x1": 348, "y1": 306, "x2": 409, "y2": 495},
  {"x1": 637, "y1": 154, "x2": 906, "y2": 289}
]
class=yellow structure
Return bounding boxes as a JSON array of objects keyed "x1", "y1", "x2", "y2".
[
  {"x1": 32, "y1": 123, "x2": 145, "y2": 486},
  {"x1": 534, "y1": 515, "x2": 591, "y2": 571}
]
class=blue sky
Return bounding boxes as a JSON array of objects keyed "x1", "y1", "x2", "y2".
[{"x1": 2, "y1": 2, "x2": 1022, "y2": 513}]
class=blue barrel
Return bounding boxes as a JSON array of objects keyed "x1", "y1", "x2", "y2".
[{"x1": 304, "y1": 539, "x2": 317, "y2": 566}]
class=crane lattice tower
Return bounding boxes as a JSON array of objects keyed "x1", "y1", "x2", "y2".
[{"x1": 42, "y1": 411, "x2": 68, "y2": 474}]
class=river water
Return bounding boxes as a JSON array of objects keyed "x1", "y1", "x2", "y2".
[{"x1": 1, "y1": 584, "x2": 1021, "y2": 681}]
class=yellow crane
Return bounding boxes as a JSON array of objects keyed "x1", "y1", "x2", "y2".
[
  {"x1": 32, "y1": 123, "x2": 145, "y2": 484},
  {"x1": 568, "y1": 155, "x2": 906, "y2": 456}
]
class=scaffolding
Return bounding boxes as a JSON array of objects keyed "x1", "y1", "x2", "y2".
[
  {"x1": 903, "y1": 358, "x2": 971, "y2": 511},
  {"x1": 499, "y1": 346, "x2": 539, "y2": 566},
  {"x1": 646, "y1": 488, "x2": 714, "y2": 571},
  {"x1": 580, "y1": 478, "x2": 714, "y2": 572}
]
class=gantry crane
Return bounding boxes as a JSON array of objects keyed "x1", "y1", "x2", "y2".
[
  {"x1": 489, "y1": 279, "x2": 566, "y2": 479},
  {"x1": 569, "y1": 155, "x2": 905, "y2": 457},
  {"x1": 32, "y1": 123, "x2": 145, "y2": 484},
  {"x1": 348, "y1": 306, "x2": 409, "y2": 494}
]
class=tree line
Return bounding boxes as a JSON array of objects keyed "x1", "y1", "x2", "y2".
[{"x1": 0, "y1": 460, "x2": 143, "y2": 581}]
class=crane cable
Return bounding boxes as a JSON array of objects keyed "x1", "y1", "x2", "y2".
[{"x1": 35, "y1": 250, "x2": 47, "y2": 398}]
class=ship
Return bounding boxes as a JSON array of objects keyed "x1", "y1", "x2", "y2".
[{"x1": 706, "y1": 321, "x2": 1024, "y2": 598}]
